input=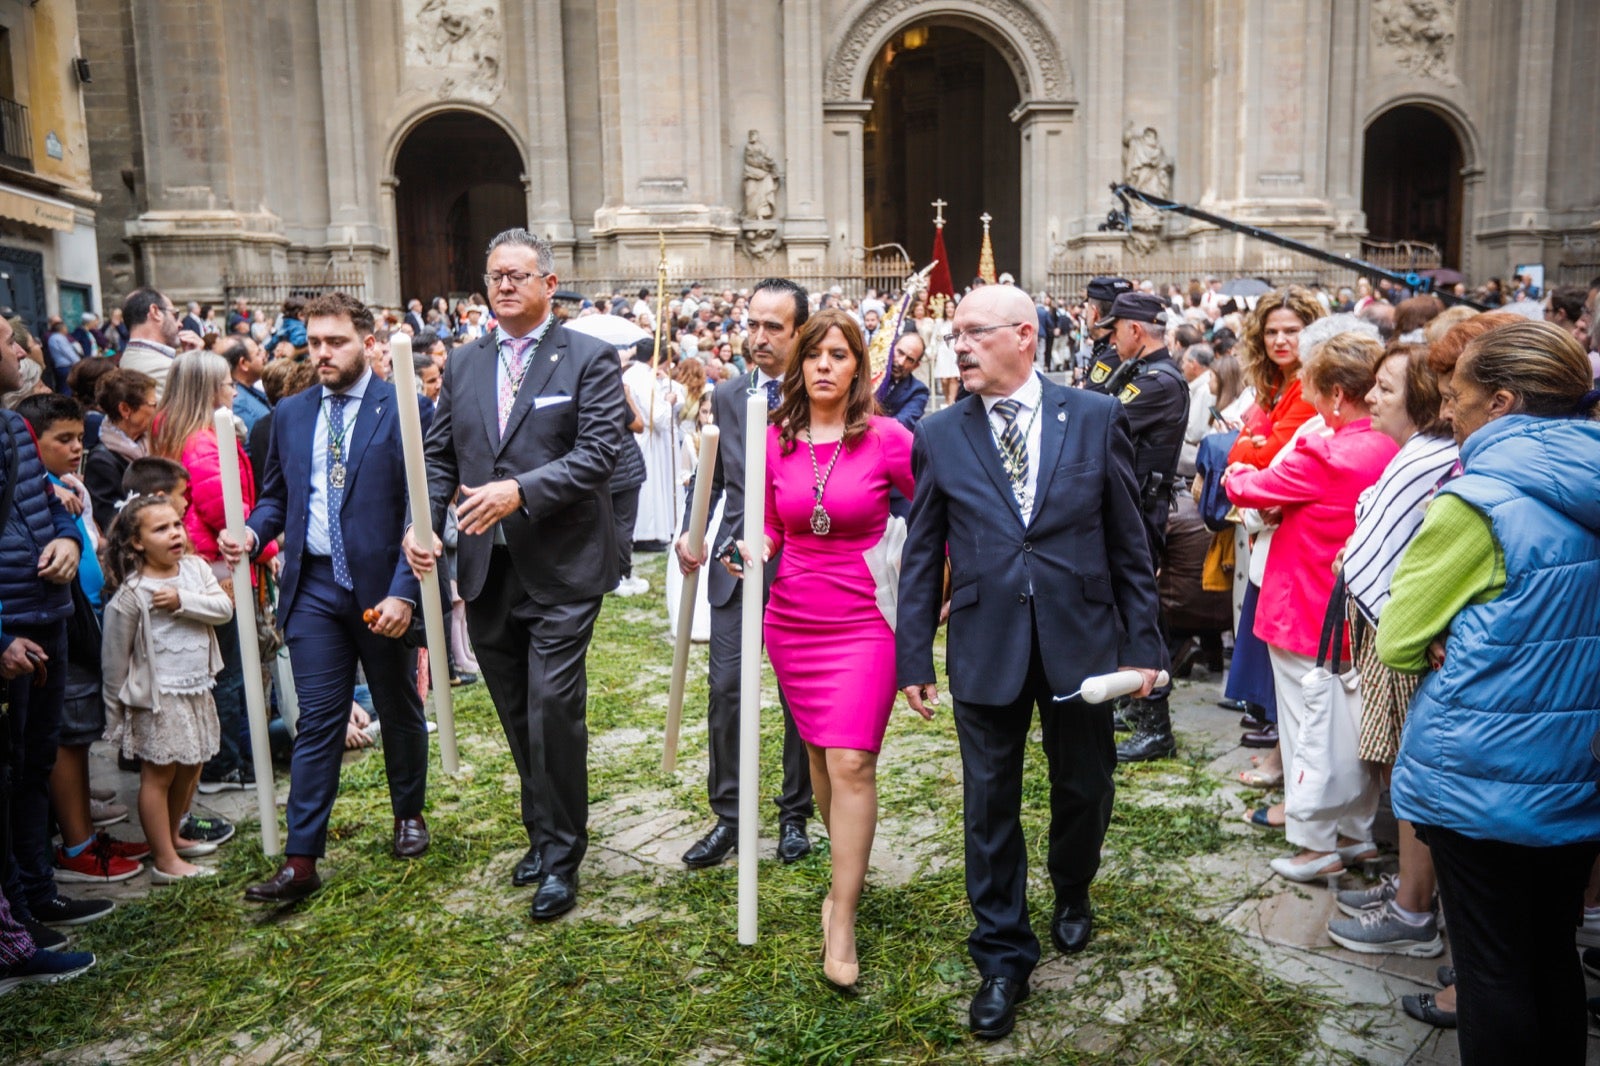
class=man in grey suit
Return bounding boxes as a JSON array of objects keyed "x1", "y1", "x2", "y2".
[
  {"x1": 673, "y1": 278, "x2": 813, "y2": 869},
  {"x1": 406, "y1": 228, "x2": 626, "y2": 920}
]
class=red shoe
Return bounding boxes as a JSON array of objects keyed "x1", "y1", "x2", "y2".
[
  {"x1": 96, "y1": 832, "x2": 152, "y2": 863},
  {"x1": 54, "y1": 838, "x2": 142, "y2": 883}
]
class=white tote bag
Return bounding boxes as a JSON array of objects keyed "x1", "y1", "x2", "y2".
[
  {"x1": 1286, "y1": 577, "x2": 1368, "y2": 822},
  {"x1": 862, "y1": 515, "x2": 907, "y2": 631}
]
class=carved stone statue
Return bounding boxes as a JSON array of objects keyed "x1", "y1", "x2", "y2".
[
  {"x1": 741, "y1": 130, "x2": 780, "y2": 221},
  {"x1": 1373, "y1": 0, "x2": 1457, "y2": 82},
  {"x1": 740, "y1": 224, "x2": 782, "y2": 261},
  {"x1": 1122, "y1": 124, "x2": 1173, "y2": 254},
  {"x1": 404, "y1": 0, "x2": 503, "y2": 102}
]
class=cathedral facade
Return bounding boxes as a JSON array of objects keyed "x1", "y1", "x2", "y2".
[{"x1": 81, "y1": 0, "x2": 1599, "y2": 306}]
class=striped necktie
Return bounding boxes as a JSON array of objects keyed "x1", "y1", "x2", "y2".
[{"x1": 993, "y1": 398, "x2": 1028, "y2": 491}]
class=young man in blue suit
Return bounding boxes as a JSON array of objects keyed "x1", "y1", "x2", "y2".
[
  {"x1": 224, "y1": 292, "x2": 431, "y2": 903},
  {"x1": 897, "y1": 285, "x2": 1163, "y2": 1040}
]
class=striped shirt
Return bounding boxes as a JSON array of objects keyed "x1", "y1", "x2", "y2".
[{"x1": 1344, "y1": 432, "x2": 1460, "y2": 623}]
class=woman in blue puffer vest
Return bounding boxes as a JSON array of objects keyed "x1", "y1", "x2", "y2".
[{"x1": 1380, "y1": 319, "x2": 1600, "y2": 1066}]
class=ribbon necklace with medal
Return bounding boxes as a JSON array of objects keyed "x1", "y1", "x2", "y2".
[
  {"x1": 805, "y1": 427, "x2": 844, "y2": 535},
  {"x1": 325, "y1": 396, "x2": 352, "y2": 488},
  {"x1": 991, "y1": 399, "x2": 1042, "y2": 513}
]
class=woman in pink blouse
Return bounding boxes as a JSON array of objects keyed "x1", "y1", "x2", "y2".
[{"x1": 1225, "y1": 332, "x2": 1397, "y2": 884}]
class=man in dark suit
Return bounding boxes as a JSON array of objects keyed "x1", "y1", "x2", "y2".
[
  {"x1": 672, "y1": 278, "x2": 813, "y2": 869},
  {"x1": 406, "y1": 228, "x2": 625, "y2": 921},
  {"x1": 403, "y1": 299, "x2": 426, "y2": 337},
  {"x1": 225, "y1": 292, "x2": 430, "y2": 903},
  {"x1": 874, "y1": 331, "x2": 930, "y2": 432},
  {"x1": 898, "y1": 284, "x2": 1163, "y2": 1040}
]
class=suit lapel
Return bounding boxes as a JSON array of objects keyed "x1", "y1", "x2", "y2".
[
  {"x1": 496, "y1": 324, "x2": 566, "y2": 455},
  {"x1": 339, "y1": 377, "x2": 389, "y2": 508},
  {"x1": 960, "y1": 399, "x2": 1024, "y2": 527},
  {"x1": 472, "y1": 334, "x2": 503, "y2": 444},
  {"x1": 1027, "y1": 382, "x2": 1070, "y2": 529}
]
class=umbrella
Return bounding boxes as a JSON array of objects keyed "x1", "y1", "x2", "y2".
[
  {"x1": 1420, "y1": 268, "x2": 1464, "y2": 287},
  {"x1": 1219, "y1": 277, "x2": 1273, "y2": 297},
  {"x1": 562, "y1": 313, "x2": 650, "y2": 348}
]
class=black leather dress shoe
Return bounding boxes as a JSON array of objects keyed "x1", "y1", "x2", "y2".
[
  {"x1": 776, "y1": 822, "x2": 811, "y2": 864},
  {"x1": 392, "y1": 816, "x2": 430, "y2": 859},
  {"x1": 969, "y1": 975, "x2": 1029, "y2": 1040},
  {"x1": 244, "y1": 864, "x2": 322, "y2": 904},
  {"x1": 511, "y1": 846, "x2": 544, "y2": 887},
  {"x1": 683, "y1": 823, "x2": 737, "y2": 868},
  {"x1": 530, "y1": 874, "x2": 578, "y2": 920},
  {"x1": 1051, "y1": 901, "x2": 1094, "y2": 955},
  {"x1": 1241, "y1": 723, "x2": 1280, "y2": 748}
]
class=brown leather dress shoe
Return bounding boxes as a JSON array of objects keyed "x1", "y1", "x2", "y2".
[
  {"x1": 244, "y1": 864, "x2": 321, "y2": 903},
  {"x1": 392, "y1": 816, "x2": 430, "y2": 859}
]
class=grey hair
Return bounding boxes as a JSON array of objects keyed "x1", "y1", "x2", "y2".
[
  {"x1": 485, "y1": 228, "x2": 555, "y2": 275},
  {"x1": 1299, "y1": 312, "x2": 1379, "y2": 359},
  {"x1": 1186, "y1": 342, "x2": 1214, "y2": 367}
]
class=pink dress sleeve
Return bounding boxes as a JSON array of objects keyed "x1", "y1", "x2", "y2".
[
  {"x1": 764, "y1": 424, "x2": 785, "y2": 556},
  {"x1": 877, "y1": 418, "x2": 915, "y2": 501},
  {"x1": 1226, "y1": 434, "x2": 1333, "y2": 509}
]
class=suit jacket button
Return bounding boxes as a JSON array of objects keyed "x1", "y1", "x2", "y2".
[
  {"x1": 1016, "y1": 593, "x2": 1027, "y2": 604},
  {"x1": 1023, "y1": 542, "x2": 1033, "y2": 552}
]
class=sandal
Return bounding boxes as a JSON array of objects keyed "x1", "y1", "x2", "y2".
[
  {"x1": 1242, "y1": 806, "x2": 1285, "y2": 829},
  {"x1": 1238, "y1": 768, "x2": 1284, "y2": 788}
]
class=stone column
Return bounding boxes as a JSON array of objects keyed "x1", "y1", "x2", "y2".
[
  {"x1": 782, "y1": 0, "x2": 829, "y2": 270},
  {"x1": 510, "y1": 0, "x2": 576, "y2": 263},
  {"x1": 317, "y1": 1, "x2": 387, "y2": 296},
  {"x1": 590, "y1": 0, "x2": 737, "y2": 270},
  {"x1": 1013, "y1": 101, "x2": 1075, "y2": 289},
  {"x1": 1072, "y1": 0, "x2": 1125, "y2": 243},
  {"x1": 822, "y1": 101, "x2": 871, "y2": 268}
]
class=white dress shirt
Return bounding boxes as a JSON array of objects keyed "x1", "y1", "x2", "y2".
[
  {"x1": 981, "y1": 371, "x2": 1044, "y2": 525},
  {"x1": 307, "y1": 367, "x2": 372, "y2": 557}
]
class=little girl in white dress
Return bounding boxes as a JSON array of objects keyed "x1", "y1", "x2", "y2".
[{"x1": 101, "y1": 495, "x2": 235, "y2": 881}]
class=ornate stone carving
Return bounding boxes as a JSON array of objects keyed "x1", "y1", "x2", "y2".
[
  {"x1": 741, "y1": 131, "x2": 781, "y2": 221},
  {"x1": 1372, "y1": 0, "x2": 1457, "y2": 83},
  {"x1": 404, "y1": 0, "x2": 504, "y2": 103},
  {"x1": 1121, "y1": 124, "x2": 1173, "y2": 254},
  {"x1": 824, "y1": 0, "x2": 1070, "y2": 102},
  {"x1": 740, "y1": 224, "x2": 783, "y2": 261}
]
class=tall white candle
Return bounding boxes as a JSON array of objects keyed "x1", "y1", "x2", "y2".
[
  {"x1": 388, "y1": 333, "x2": 459, "y2": 774},
  {"x1": 663, "y1": 425, "x2": 720, "y2": 772},
  {"x1": 738, "y1": 392, "x2": 766, "y2": 945},
  {"x1": 213, "y1": 408, "x2": 280, "y2": 857}
]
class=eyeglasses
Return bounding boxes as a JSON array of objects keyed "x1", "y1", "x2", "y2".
[
  {"x1": 483, "y1": 271, "x2": 548, "y2": 290},
  {"x1": 941, "y1": 322, "x2": 1024, "y2": 347}
]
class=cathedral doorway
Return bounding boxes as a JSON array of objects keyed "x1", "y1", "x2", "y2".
[
  {"x1": 393, "y1": 111, "x2": 526, "y2": 303},
  {"x1": 863, "y1": 24, "x2": 1021, "y2": 283},
  {"x1": 1362, "y1": 105, "x2": 1465, "y2": 269}
]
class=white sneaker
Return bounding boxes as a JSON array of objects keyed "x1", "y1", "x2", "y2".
[
  {"x1": 1579, "y1": 906, "x2": 1600, "y2": 948},
  {"x1": 612, "y1": 576, "x2": 647, "y2": 597}
]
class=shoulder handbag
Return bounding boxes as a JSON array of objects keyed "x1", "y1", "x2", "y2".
[
  {"x1": 1195, "y1": 430, "x2": 1241, "y2": 532},
  {"x1": 1285, "y1": 574, "x2": 1371, "y2": 823}
]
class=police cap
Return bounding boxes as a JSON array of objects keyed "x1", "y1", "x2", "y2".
[
  {"x1": 1085, "y1": 276, "x2": 1133, "y2": 303},
  {"x1": 1099, "y1": 291, "x2": 1169, "y2": 326}
]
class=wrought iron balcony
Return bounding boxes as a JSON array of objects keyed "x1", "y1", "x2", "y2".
[{"x1": 0, "y1": 96, "x2": 33, "y2": 172}]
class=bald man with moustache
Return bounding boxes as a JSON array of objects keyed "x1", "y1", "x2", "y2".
[{"x1": 896, "y1": 284, "x2": 1164, "y2": 1040}]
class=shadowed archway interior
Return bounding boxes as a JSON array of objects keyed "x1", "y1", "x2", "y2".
[
  {"x1": 864, "y1": 23, "x2": 1021, "y2": 283},
  {"x1": 395, "y1": 112, "x2": 527, "y2": 303},
  {"x1": 1362, "y1": 105, "x2": 1465, "y2": 269}
]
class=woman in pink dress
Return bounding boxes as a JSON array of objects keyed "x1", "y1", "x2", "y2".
[{"x1": 734, "y1": 308, "x2": 914, "y2": 990}]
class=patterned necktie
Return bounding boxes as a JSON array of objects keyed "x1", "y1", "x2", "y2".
[
  {"x1": 326, "y1": 394, "x2": 353, "y2": 590},
  {"x1": 993, "y1": 398, "x2": 1028, "y2": 493},
  {"x1": 499, "y1": 336, "x2": 534, "y2": 434},
  {"x1": 764, "y1": 378, "x2": 781, "y2": 411}
]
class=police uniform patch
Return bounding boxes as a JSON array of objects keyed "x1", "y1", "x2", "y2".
[
  {"x1": 1118, "y1": 382, "x2": 1141, "y2": 405},
  {"x1": 1089, "y1": 361, "x2": 1113, "y2": 384}
]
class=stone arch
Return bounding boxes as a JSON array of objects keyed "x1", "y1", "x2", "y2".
[
  {"x1": 384, "y1": 101, "x2": 530, "y2": 179},
  {"x1": 1362, "y1": 92, "x2": 1480, "y2": 169},
  {"x1": 823, "y1": 0, "x2": 1072, "y2": 103}
]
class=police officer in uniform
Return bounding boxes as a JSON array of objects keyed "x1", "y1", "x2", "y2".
[
  {"x1": 1093, "y1": 292, "x2": 1190, "y2": 762},
  {"x1": 1080, "y1": 276, "x2": 1134, "y2": 394}
]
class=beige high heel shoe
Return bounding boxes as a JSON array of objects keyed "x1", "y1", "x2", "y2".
[{"x1": 821, "y1": 898, "x2": 858, "y2": 991}]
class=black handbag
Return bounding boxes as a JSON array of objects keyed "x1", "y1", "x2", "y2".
[{"x1": 64, "y1": 577, "x2": 101, "y2": 671}]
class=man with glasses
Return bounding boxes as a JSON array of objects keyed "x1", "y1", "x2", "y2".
[
  {"x1": 405, "y1": 228, "x2": 626, "y2": 922},
  {"x1": 117, "y1": 288, "x2": 204, "y2": 401},
  {"x1": 898, "y1": 284, "x2": 1161, "y2": 1041},
  {"x1": 673, "y1": 277, "x2": 815, "y2": 871}
]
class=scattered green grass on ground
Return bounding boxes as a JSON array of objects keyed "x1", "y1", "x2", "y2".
[{"x1": 0, "y1": 555, "x2": 1333, "y2": 1064}]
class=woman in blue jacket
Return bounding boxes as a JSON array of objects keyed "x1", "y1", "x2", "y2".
[{"x1": 1380, "y1": 319, "x2": 1600, "y2": 1065}]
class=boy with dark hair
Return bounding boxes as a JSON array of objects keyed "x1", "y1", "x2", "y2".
[
  {"x1": 119, "y1": 457, "x2": 190, "y2": 513},
  {"x1": 15, "y1": 395, "x2": 148, "y2": 884}
]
